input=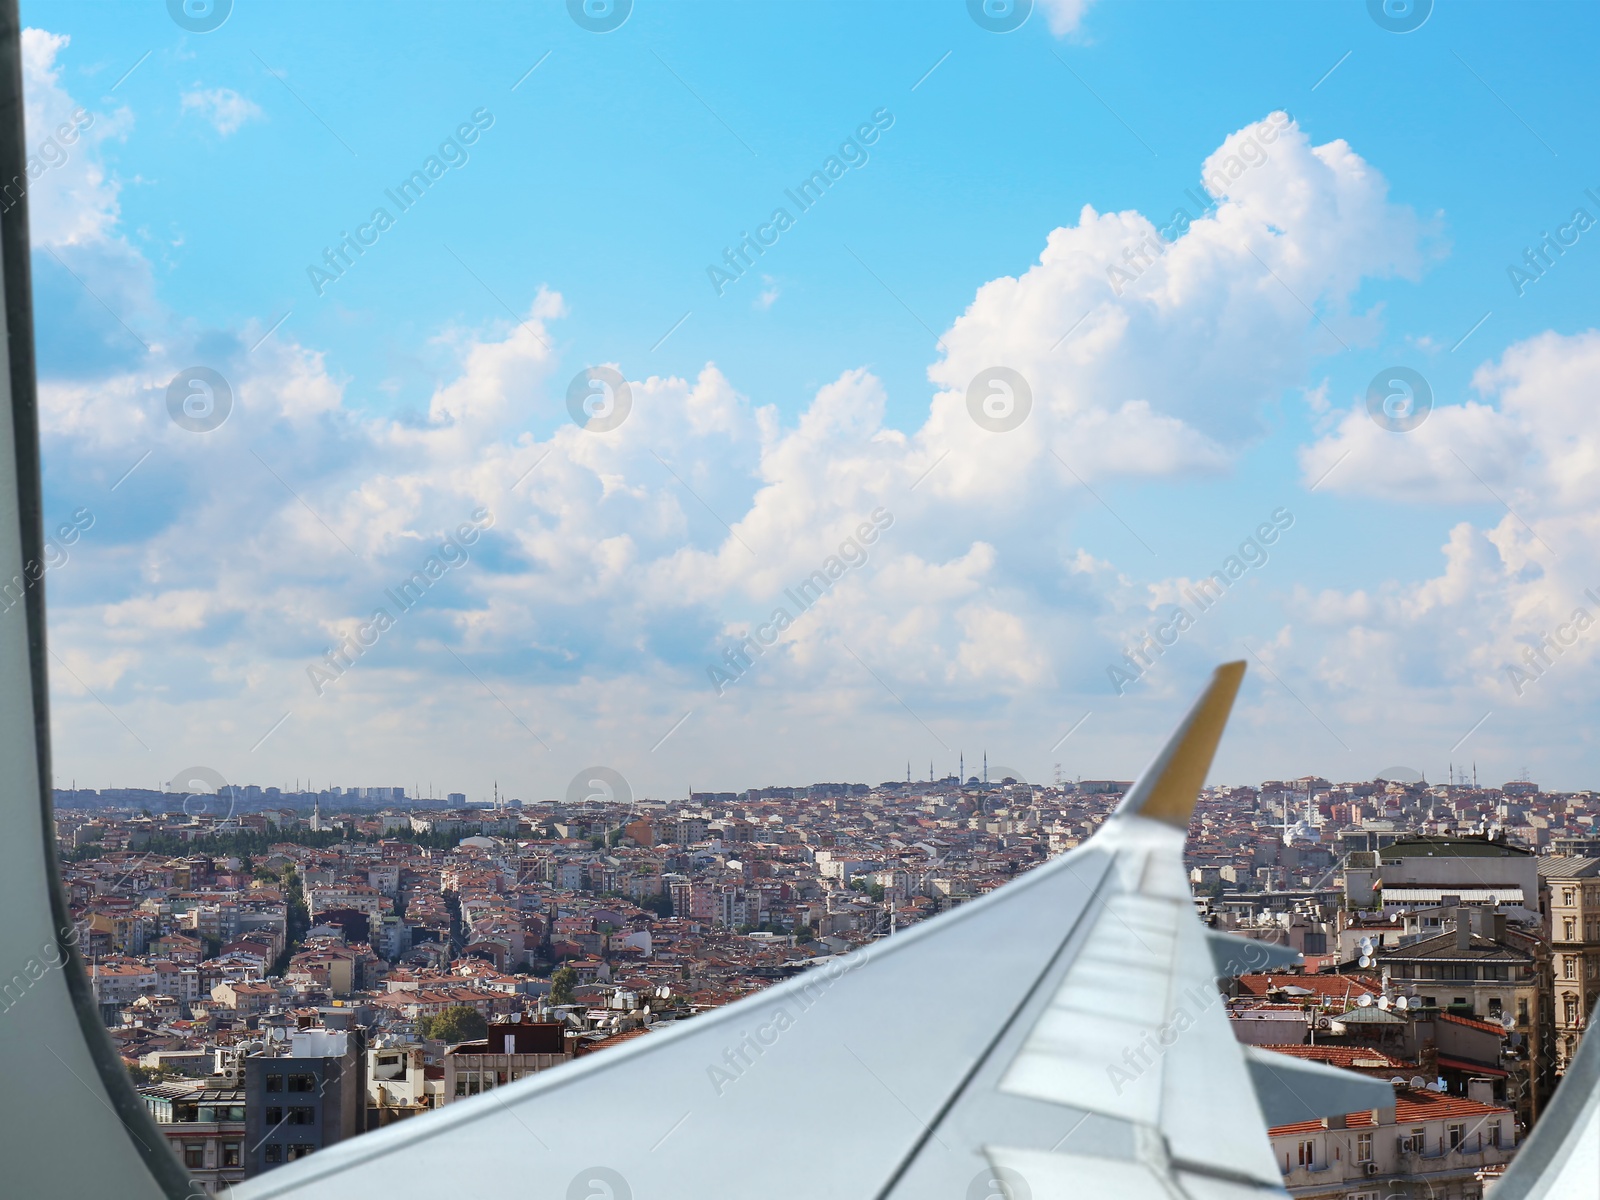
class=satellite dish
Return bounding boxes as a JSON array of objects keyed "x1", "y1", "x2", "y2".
[
  {"x1": 1359, "y1": 937, "x2": 1375, "y2": 954},
  {"x1": 1359, "y1": 955, "x2": 1372, "y2": 968},
  {"x1": 1357, "y1": 994, "x2": 1373, "y2": 1007},
  {"x1": 1389, "y1": 913, "x2": 1399, "y2": 923},
  {"x1": 1396, "y1": 996, "x2": 1409, "y2": 1010},
  {"x1": 1410, "y1": 1076, "x2": 1427, "y2": 1089},
  {"x1": 1390, "y1": 1076, "x2": 1406, "y2": 1087},
  {"x1": 1501, "y1": 1014, "x2": 1516, "y2": 1030},
  {"x1": 1378, "y1": 996, "x2": 1391, "y2": 1010}
]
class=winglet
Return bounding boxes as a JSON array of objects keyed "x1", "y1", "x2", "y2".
[{"x1": 1112, "y1": 661, "x2": 1246, "y2": 830}]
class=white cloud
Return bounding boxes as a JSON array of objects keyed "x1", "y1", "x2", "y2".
[
  {"x1": 181, "y1": 87, "x2": 263, "y2": 136},
  {"x1": 21, "y1": 27, "x2": 125, "y2": 247},
  {"x1": 1039, "y1": 0, "x2": 1095, "y2": 36},
  {"x1": 1291, "y1": 330, "x2": 1600, "y2": 720},
  {"x1": 33, "y1": 38, "x2": 1504, "y2": 794},
  {"x1": 1300, "y1": 329, "x2": 1600, "y2": 510}
]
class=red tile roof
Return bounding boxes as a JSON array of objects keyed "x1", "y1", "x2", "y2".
[
  {"x1": 1439, "y1": 1012, "x2": 1505, "y2": 1035},
  {"x1": 1236, "y1": 974, "x2": 1381, "y2": 1000},
  {"x1": 1269, "y1": 1088, "x2": 1511, "y2": 1136},
  {"x1": 574, "y1": 1027, "x2": 650, "y2": 1056},
  {"x1": 1256, "y1": 1044, "x2": 1413, "y2": 1070}
]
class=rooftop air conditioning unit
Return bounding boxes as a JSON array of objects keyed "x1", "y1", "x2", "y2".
[{"x1": 1365, "y1": 1163, "x2": 1380, "y2": 1175}]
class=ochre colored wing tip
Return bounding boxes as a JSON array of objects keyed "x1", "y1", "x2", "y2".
[{"x1": 1115, "y1": 661, "x2": 1247, "y2": 830}]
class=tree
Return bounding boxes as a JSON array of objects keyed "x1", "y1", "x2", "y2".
[
  {"x1": 417, "y1": 1005, "x2": 487, "y2": 1043},
  {"x1": 126, "y1": 1063, "x2": 172, "y2": 1086},
  {"x1": 549, "y1": 966, "x2": 577, "y2": 1006}
]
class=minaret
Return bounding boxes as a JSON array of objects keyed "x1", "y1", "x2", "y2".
[
  {"x1": 311, "y1": 792, "x2": 322, "y2": 832},
  {"x1": 960, "y1": 752, "x2": 964, "y2": 783},
  {"x1": 983, "y1": 752, "x2": 988, "y2": 785}
]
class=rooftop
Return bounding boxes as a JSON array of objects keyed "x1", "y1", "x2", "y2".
[
  {"x1": 1257, "y1": 1044, "x2": 1414, "y2": 1071},
  {"x1": 1537, "y1": 857, "x2": 1600, "y2": 879},
  {"x1": 1269, "y1": 1087, "x2": 1513, "y2": 1137}
]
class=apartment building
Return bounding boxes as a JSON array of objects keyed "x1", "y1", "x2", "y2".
[
  {"x1": 211, "y1": 979, "x2": 281, "y2": 1015},
  {"x1": 366, "y1": 1043, "x2": 440, "y2": 1126},
  {"x1": 379, "y1": 986, "x2": 514, "y2": 1023},
  {"x1": 1367, "y1": 836, "x2": 1539, "y2": 916},
  {"x1": 442, "y1": 1018, "x2": 573, "y2": 1102},
  {"x1": 86, "y1": 959, "x2": 158, "y2": 1006},
  {"x1": 1271, "y1": 1089, "x2": 1516, "y2": 1199},
  {"x1": 242, "y1": 1029, "x2": 365, "y2": 1177},
  {"x1": 1375, "y1": 910, "x2": 1540, "y2": 1027},
  {"x1": 1372, "y1": 907, "x2": 1548, "y2": 1119},
  {"x1": 1538, "y1": 857, "x2": 1600, "y2": 1071},
  {"x1": 138, "y1": 1081, "x2": 246, "y2": 1195}
]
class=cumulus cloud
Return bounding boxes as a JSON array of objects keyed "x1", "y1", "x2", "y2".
[
  {"x1": 1300, "y1": 330, "x2": 1600, "y2": 513},
  {"x1": 20, "y1": 28, "x2": 124, "y2": 247},
  {"x1": 181, "y1": 86, "x2": 263, "y2": 136},
  {"x1": 1039, "y1": 0, "x2": 1095, "y2": 36},
  {"x1": 32, "y1": 29, "x2": 1471, "y2": 793},
  {"x1": 1293, "y1": 330, "x2": 1600, "y2": 717}
]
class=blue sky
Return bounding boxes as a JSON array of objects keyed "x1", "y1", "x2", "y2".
[{"x1": 23, "y1": 0, "x2": 1600, "y2": 801}]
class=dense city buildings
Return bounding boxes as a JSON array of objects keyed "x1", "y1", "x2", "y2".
[{"x1": 47, "y1": 770, "x2": 1600, "y2": 1191}]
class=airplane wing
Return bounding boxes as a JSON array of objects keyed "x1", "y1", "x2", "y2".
[
  {"x1": 1489, "y1": 1007, "x2": 1600, "y2": 1200},
  {"x1": 233, "y1": 662, "x2": 1351, "y2": 1200}
]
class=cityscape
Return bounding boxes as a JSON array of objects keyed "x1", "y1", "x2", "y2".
[
  {"x1": 47, "y1": 767, "x2": 1600, "y2": 1196},
  {"x1": 8, "y1": 0, "x2": 1600, "y2": 1195}
]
